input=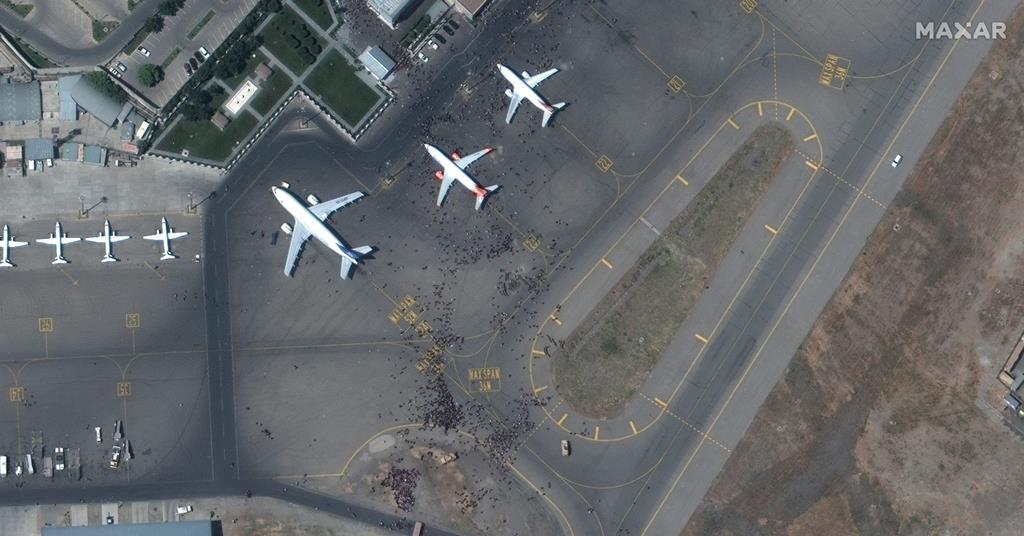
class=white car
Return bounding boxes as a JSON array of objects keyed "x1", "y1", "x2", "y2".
[
  {"x1": 890, "y1": 154, "x2": 903, "y2": 168},
  {"x1": 560, "y1": 439, "x2": 571, "y2": 456},
  {"x1": 95, "y1": 426, "x2": 102, "y2": 443},
  {"x1": 138, "y1": 47, "x2": 150, "y2": 57},
  {"x1": 116, "y1": 62, "x2": 127, "y2": 73},
  {"x1": 428, "y1": 40, "x2": 438, "y2": 50},
  {"x1": 198, "y1": 46, "x2": 210, "y2": 60},
  {"x1": 54, "y1": 447, "x2": 65, "y2": 471},
  {"x1": 176, "y1": 505, "x2": 193, "y2": 514},
  {"x1": 418, "y1": 52, "x2": 429, "y2": 63}
]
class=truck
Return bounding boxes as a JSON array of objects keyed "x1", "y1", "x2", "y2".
[
  {"x1": 54, "y1": 447, "x2": 65, "y2": 471},
  {"x1": 412, "y1": 521, "x2": 424, "y2": 536},
  {"x1": 24, "y1": 454, "x2": 34, "y2": 475},
  {"x1": 112, "y1": 420, "x2": 122, "y2": 442},
  {"x1": 0, "y1": 455, "x2": 7, "y2": 476},
  {"x1": 109, "y1": 445, "x2": 122, "y2": 469}
]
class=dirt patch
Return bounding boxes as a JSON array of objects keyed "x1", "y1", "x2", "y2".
[
  {"x1": 551, "y1": 122, "x2": 795, "y2": 418},
  {"x1": 683, "y1": 6, "x2": 1024, "y2": 535}
]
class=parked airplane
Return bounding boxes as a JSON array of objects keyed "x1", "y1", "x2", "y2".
[
  {"x1": 0, "y1": 225, "x2": 28, "y2": 267},
  {"x1": 143, "y1": 217, "x2": 188, "y2": 260},
  {"x1": 85, "y1": 219, "x2": 131, "y2": 263},
  {"x1": 424, "y1": 143, "x2": 499, "y2": 210},
  {"x1": 497, "y1": 63, "x2": 566, "y2": 127},
  {"x1": 37, "y1": 222, "x2": 80, "y2": 265},
  {"x1": 271, "y1": 182, "x2": 373, "y2": 279}
]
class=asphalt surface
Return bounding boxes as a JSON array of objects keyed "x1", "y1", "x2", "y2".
[
  {"x1": 0, "y1": 0, "x2": 165, "y2": 67},
  {"x1": 0, "y1": 0, "x2": 1015, "y2": 534}
]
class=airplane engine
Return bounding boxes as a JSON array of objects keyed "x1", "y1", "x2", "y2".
[
  {"x1": 504, "y1": 89, "x2": 513, "y2": 99},
  {"x1": 281, "y1": 181, "x2": 290, "y2": 188},
  {"x1": 281, "y1": 222, "x2": 292, "y2": 235},
  {"x1": 434, "y1": 170, "x2": 445, "y2": 181},
  {"x1": 307, "y1": 194, "x2": 320, "y2": 205},
  {"x1": 451, "y1": 152, "x2": 461, "y2": 160}
]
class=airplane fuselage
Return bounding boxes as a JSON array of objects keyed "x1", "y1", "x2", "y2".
[
  {"x1": 424, "y1": 144, "x2": 486, "y2": 195},
  {"x1": 498, "y1": 64, "x2": 553, "y2": 112},
  {"x1": 271, "y1": 186, "x2": 358, "y2": 261}
]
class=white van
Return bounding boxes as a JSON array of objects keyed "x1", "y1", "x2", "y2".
[
  {"x1": 0, "y1": 455, "x2": 7, "y2": 476},
  {"x1": 27, "y1": 160, "x2": 35, "y2": 171},
  {"x1": 95, "y1": 426, "x2": 102, "y2": 443}
]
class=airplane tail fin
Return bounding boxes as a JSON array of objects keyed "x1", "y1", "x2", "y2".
[
  {"x1": 542, "y1": 102, "x2": 567, "y2": 127},
  {"x1": 340, "y1": 257, "x2": 354, "y2": 280},
  {"x1": 0, "y1": 260, "x2": 12, "y2": 268},
  {"x1": 475, "y1": 185, "x2": 500, "y2": 210},
  {"x1": 101, "y1": 255, "x2": 118, "y2": 263},
  {"x1": 160, "y1": 253, "x2": 177, "y2": 261},
  {"x1": 52, "y1": 257, "x2": 68, "y2": 265},
  {"x1": 352, "y1": 245, "x2": 374, "y2": 258},
  {"x1": 341, "y1": 246, "x2": 374, "y2": 279}
]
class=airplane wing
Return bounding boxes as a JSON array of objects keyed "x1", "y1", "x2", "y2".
[
  {"x1": 283, "y1": 222, "x2": 311, "y2": 276},
  {"x1": 109, "y1": 235, "x2": 130, "y2": 242},
  {"x1": 505, "y1": 90, "x2": 523, "y2": 124},
  {"x1": 524, "y1": 68, "x2": 558, "y2": 87},
  {"x1": 455, "y1": 148, "x2": 492, "y2": 170},
  {"x1": 436, "y1": 175, "x2": 456, "y2": 207},
  {"x1": 39, "y1": 236, "x2": 78, "y2": 245},
  {"x1": 7, "y1": 239, "x2": 28, "y2": 247},
  {"x1": 308, "y1": 192, "x2": 364, "y2": 221},
  {"x1": 144, "y1": 230, "x2": 188, "y2": 241}
]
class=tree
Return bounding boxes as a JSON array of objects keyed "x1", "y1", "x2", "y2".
[
  {"x1": 180, "y1": 88, "x2": 218, "y2": 121},
  {"x1": 265, "y1": 0, "x2": 281, "y2": 11},
  {"x1": 84, "y1": 71, "x2": 127, "y2": 103},
  {"x1": 143, "y1": 14, "x2": 164, "y2": 33},
  {"x1": 158, "y1": 0, "x2": 185, "y2": 16},
  {"x1": 137, "y1": 64, "x2": 164, "y2": 87}
]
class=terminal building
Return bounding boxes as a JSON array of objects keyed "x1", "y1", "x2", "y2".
[
  {"x1": 366, "y1": 0, "x2": 423, "y2": 29},
  {"x1": 358, "y1": 46, "x2": 396, "y2": 80},
  {"x1": 43, "y1": 521, "x2": 215, "y2": 536}
]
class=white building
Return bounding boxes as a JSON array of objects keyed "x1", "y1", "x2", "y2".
[{"x1": 366, "y1": 0, "x2": 423, "y2": 29}]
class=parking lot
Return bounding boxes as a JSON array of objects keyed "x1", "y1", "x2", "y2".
[{"x1": 112, "y1": 0, "x2": 261, "y2": 107}]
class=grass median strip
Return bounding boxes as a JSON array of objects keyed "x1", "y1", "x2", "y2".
[
  {"x1": 188, "y1": 10, "x2": 216, "y2": 40},
  {"x1": 550, "y1": 122, "x2": 795, "y2": 418}
]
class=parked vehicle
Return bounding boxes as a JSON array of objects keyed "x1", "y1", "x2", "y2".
[
  {"x1": 116, "y1": 62, "x2": 127, "y2": 72},
  {"x1": 428, "y1": 40, "x2": 438, "y2": 50},
  {"x1": 193, "y1": 51, "x2": 205, "y2": 64},
  {"x1": 176, "y1": 505, "x2": 193, "y2": 514},
  {"x1": 418, "y1": 52, "x2": 429, "y2": 63},
  {"x1": 54, "y1": 447, "x2": 65, "y2": 471},
  {"x1": 560, "y1": 439, "x2": 571, "y2": 456},
  {"x1": 184, "y1": 62, "x2": 193, "y2": 76},
  {"x1": 198, "y1": 46, "x2": 210, "y2": 60},
  {"x1": 109, "y1": 445, "x2": 122, "y2": 469},
  {"x1": 0, "y1": 456, "x2": 7, "y2": 476},
  {"x1": 443, "y1": 25, "x2": 455, "y2": 36},
  {"x1": 95, "y1": 426, "x2": 102, "y2": 443},
  {"x1": 433, "y1": 33, "x2": 446, "y2": 44},
  {"x1": 447, "y1": 19, "x2": 459, "y2": 30},
  {"x1": 138, "y1": 46, "x2": 150, "y2": 57},
  {"x1": 188, "y1": 57, "x2": 199, "y2": 70}
]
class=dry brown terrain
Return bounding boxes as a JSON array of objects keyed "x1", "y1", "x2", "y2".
[
  {"x1": 552, "y1": 123, "x2": 794, "y2": 418},
  {"x1": 684, "y1": 7, "x2": 1024, "y2": 535}
]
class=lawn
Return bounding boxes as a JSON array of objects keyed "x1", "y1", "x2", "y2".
[
  {"x1": 1, "y1": 1, "x2": 32, "y2": 17},
  {"x1": 250, "y1": 70, "x2": 293, "y2": 115},
  {"x1": 156, "y1": 111, "x2": 258, "y2": 162},
  {"x1": 223, "y1": 51, "x2": 267, "y2": 89},
  {"x1": 121, "y1": 27, "x2": 151, "y2": 55},
  {"x1": 304, "y1": 50, "x2": 382, "y2": 126},
  {"x1": 161, "y1": 47, "x2": 181, "y2": 68},
  {"x1": 14, "y1": 37, "x2": 55, "y2": 68},
  {"x1": 92, "y1": 20, "x2": 119, "y2": 43},
  {"x1": 293, "y1": 0, "x2": 333, "y2": 30},
  {"x1": 550, "y1": 122, "x2": 795, "y2": 418},
  {"x1": 259, "y1": 7, "x2": 324, "y2": 74}
]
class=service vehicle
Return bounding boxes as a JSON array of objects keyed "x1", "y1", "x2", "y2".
[{"x1": 138, "y1": 47, "x2": 150, "y2": 57}]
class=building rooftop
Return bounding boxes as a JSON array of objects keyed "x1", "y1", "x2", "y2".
[
  {"x1": 24, "y1": 137, "x2": 54, "y2": 161},
  {"x1": 69, "y1": 77, "x2": 124, "y2": 127},
  {"x1": 43, "y1": 521, "x2": 215, "y2": 536},
  {"x1": 366, "y1": 0, "x2": 422, "y2": 27},
  {"x1": 60, "y1": 142, "x2": 82, "y2": 161},
  {"x1": 58, "y1": 76, "x2": 80, "y2": 121},
  {"x1": 359, "y1": 46, "x2": 396, "y2": 80},
  {"x1": 83, "y1": 145, "x2": 107, "y2": 166},
  {"x1": 255, "y1": 62, "x2": 273, "y2": 81},
  {"x1": 455, "y1": 0, "x2": 489, "y2": 17},
  {"x1": 0, "y1": 79, "x2": 41, "y2": 122}
]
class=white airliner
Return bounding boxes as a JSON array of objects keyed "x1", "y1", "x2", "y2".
[
  {"x1": 425, "y1": 143, "x2": 499, "y2": 210},
  {"x1": 37, "y1": 221, "x2": 80, "y2": 265},
  {"x1": 143, "y1": 217, "x2": 188, "y2": 260},
  {"x1": 497, "y1": 63, "x2": 566, "y2": 127},
  {"x1": 0, "y1": 224, "x2": 28, "y2": 267},
  {"x1": 271, "y1": 182, "x2": 373, "y2": 279},
  {"x1": 85, "y1": 219, "x2": 131, "y2": 263}
]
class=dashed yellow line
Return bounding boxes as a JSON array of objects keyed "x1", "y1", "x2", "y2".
[
  {"x1": 695, "y1": 333, "x2": 709, "y2": 344},
  {"x1": 786, "y1": 106, "x2": 796, "y2": 121},
  {"x1": 675, "y1": 175, "x2": 689, "y2": 186},
  {"x1": 764, "y1": 224, "x2": 778, "y2": 235},
  {"x1": 556, "y1": 413, "x2": 568, "y2": 426},
  {"x1": 726, "y1": 117, "x2": 740, "y2": 129},
  {"x1": 600, "y1": 258, "x2": 613, "y2": 269},
  {"x1": 794, "y1": 148, "x2": 888, "y2": 209},
  {"x1": 550, "y1": 314, "x2": 563, "y2": 326},
  {"x1": 531, "y1": 349, "x2": 546, "y2": 357},
  {"x1": 804, "y1": 160, "x2": 819, "y2": 171},
  {"x1": 653, "y1": 397, "x2": 667, "y2": 408},
  {"x1": 593, "y1": 426, "x2": 600, "y2": 441},
  {"x1": 629, "y1": 421, "x2": 638, "y2": 435},
  {"x1": 756, "y1": 102, "x2": 763, "y2": 116},
  {"x1": 639, "y1": 393, "x2": 731, "y2": 453},
  {"x1": 802, "y1": 133, "x2": 818, "y2": 142}
]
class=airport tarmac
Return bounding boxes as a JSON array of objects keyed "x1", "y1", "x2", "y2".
[{"x1": 0, "y1": 0, "x2": 1014, "y2": 534}]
